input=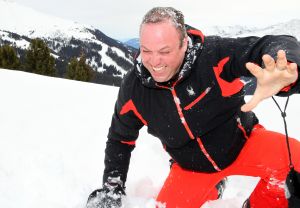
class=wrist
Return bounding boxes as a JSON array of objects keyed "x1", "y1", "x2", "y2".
[{"x1": 104, "y1": 176, "x2": 126, "y2": 195}]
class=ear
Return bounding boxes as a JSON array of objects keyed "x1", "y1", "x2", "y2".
[{"x1": 182, "y1": 36, "x2": 188, "y2": 51}]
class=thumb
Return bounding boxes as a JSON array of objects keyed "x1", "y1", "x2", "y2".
[
  {"x1": 246, "y1": 62, "x2": 263, "y2": 79},
  {"x1": 241, "y1": 96, "x2": 261, "y2": 112}
]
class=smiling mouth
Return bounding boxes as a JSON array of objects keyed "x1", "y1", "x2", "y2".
[{"x1": 152, "y1": 66, "x2": 166, "y2": 72}]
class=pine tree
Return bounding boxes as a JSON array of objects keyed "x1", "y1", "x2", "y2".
[
  {"x1": 0, "y1": 45, "x2": 20, "y2": 69},
  {"x1": 66, "y1": 54, "x2": 93, "y2": 82},
  {"x1": 24, "y1": 38, "x2": 56, "y2": 76}
]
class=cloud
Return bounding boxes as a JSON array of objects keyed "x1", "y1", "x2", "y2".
[{"x1": 13, "y1": 0, "x2": 300, "y2": 39}]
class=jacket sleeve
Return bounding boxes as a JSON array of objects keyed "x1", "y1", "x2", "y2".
[
  {"x1": 102, "y1": 72, "x2": 144, "y2": 188},
  {"x1": 216, "y1": 35, "x2": 300, "y2": 96}
]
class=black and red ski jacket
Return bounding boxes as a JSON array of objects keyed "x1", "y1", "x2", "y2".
[{"x1": 103, "y1": 28, "x2": 300, "y2": 187}]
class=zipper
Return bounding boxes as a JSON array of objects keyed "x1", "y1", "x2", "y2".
[
  {"x1": 156, "y1": 83, "x2": 221, "y2": 172},
  {"x1": 169, "y1": 87, "x2": 195, "y2": 140}
]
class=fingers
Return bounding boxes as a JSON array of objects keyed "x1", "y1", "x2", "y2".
[
  {"x1": 262, "y1": 50, "x2": 287, "y2": 71},
  {"x1": 262, "y1": 54, "x2": 275, "y2": 71},
  {"x1": 242, "y1": 50, "x2": 298, "y2": 112},
  {"x1": 261, "y1": 50, "x2": 297, "y2": 76},
  {"x1": 287, "y1": 62, "x2": 298, "y2": 74},
  {"x1": 247, "y1": 50, "x2": 294, "y2": 76},
  {"x1": 276, "y1": 50, "x2": 288, "y2": 70},
  {"x1": 245, "y1": 62, "x2": 263, "y2": 79},
  {"x1": 275, "y1": 50, "x2": 298, "y2": 81}
]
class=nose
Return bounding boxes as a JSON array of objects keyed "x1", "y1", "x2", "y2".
[{"x1": 149, "y1": 54, "x2": 161, "y2": 67}]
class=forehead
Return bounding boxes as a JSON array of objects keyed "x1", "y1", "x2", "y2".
[
  {"x1": 140, "y1": 20, "x2": 179, "y2": 36},
  {"x1": 140, "y1": 21, "x2": 181, "y2": 49}
]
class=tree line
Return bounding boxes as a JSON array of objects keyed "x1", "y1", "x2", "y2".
[{"x1": 0, "y1": 38, "x2": 94, "y2": 82}]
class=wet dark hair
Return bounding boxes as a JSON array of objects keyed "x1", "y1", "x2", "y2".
[{"x1": 140, "y1": 7, "x2": 187, "y2": 47}]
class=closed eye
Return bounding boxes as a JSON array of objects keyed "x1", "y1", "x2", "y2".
[
  {"x1": 160, "y1": 51, "x2": 170, "y2": 55},
  {"x1": 142, "y1": 50, "x2": 151, "y2": 54}
]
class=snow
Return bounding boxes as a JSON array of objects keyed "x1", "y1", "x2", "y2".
[
  {"x1": 0, "y1": 0, "x2": 132, "y2": 76},
  {"x1": 236, "y1": 19, "x2": 300, "y2": 40},
  {"x1": 97, "y1": 44, "x2": 127, "y2": 76},
  {"x1": 0, "y1": 30, "x2": 30, "y2": 49},
  {"x1": 0, "y1": 0, "x2": 95, "y2": 40},
  {"x1": 111, "y1": 46, "x2": 133, "y2": 64},
  {"x1": 1, "y1": 0, "x2": 299, "y2": 206},
  {"x1": 0, "y1": 68, "x2": 299, "y2": 207},
  {"x1": 142, "y1": 7, "x2": 185, "y2": 31}
]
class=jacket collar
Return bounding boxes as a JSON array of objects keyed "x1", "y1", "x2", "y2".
[{"x1": 134, "y1": 29, "x2": 204, "y2": 88}]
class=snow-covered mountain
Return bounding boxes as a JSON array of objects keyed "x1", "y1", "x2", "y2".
[
  {"x1": 123, "y1": 38, "x2": 140, "y2": 49},
  {"x1": 125, "y1": 19, "x2": 300, "y2": 49},
  {"x1": 0, "y1": 0, "x2": 137, "y2": 86},
  {"x1": 199, "y1": 19, "x2": 300, "y2": 40},
  {"x1": 1, "y1": 0, "x2": 300, "y2": 87},
  {"x1": 234, "y1": 19, "x2": 300, "y2": 40}
]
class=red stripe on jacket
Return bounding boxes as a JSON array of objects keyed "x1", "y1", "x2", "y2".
[
  {"x1": 213, "y1": 57, "x2": 244, "y2": 97},
  {"x1": 187, "y1": 29, "x2": 205, "y2": 43},
  {"x1": 184, "y1": 87, "x2": 211, "y2": 110},
  {"x1": 121, "y1": 140, "x2": 136, "y2": 145},
  {"x1": 120, "y1": 99, "x2": 148, "y2": 126}
]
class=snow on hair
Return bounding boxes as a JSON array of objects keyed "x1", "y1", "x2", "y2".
[{"x1": 140, "y1": 7, "x2": 187, "y2": 45}]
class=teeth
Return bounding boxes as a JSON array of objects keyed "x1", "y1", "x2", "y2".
[{"x1": 153, "y1": 66, "x2": 165, "y2": 72}]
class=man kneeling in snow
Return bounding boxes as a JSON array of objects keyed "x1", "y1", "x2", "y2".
[{"x1": 87, "y1": 7, "x2": 300, "y2": 208}]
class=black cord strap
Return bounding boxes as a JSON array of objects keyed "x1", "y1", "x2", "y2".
[{"x1": 271, "y1": 96, "x2": 294, "y2": 169}]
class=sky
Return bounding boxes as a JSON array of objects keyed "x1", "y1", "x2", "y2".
[
  {"x1": 12, "y1": 0, "x2": 300, "y2": 40},
  {"x1": 1, "y1": 68, "x2": 299, "y2": 207}
]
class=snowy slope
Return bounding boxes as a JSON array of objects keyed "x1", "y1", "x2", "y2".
[{"x1": 0, "y1": 68, "x2": 299, "y2": 208}]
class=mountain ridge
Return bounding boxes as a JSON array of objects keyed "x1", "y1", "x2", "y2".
[
  {"x1": 0, "y1": 0, "x2": 137, "y2": 86},
  {"x1": 1, "y1": 0, "x2": 300, "y2": 88},
  {"x1": 124, "y1": 19, "x2": 300, "y2": 49}
]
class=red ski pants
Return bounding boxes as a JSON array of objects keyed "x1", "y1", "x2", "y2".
[{"x1": 156, "y1": 126, "x2": 300, "y2": 208}]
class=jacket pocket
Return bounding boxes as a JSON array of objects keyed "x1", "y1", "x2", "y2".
[{"x1": 183, "y1": 83, "x2": 215, "y2": 111}]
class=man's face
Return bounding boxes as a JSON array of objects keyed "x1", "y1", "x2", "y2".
[{"x1": 140, "y1": 21, "x2": 188, "y2": 83}]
